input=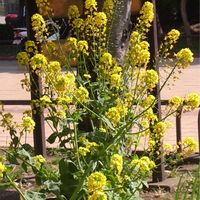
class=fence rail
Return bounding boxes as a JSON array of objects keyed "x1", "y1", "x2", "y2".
[{"x1": 1, "y1": 99, "x2": 200, "y2": 156}]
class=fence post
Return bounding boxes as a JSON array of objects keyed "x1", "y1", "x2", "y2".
[
  {"x1": 25, "y1": 0, "x2": 46, "y2": 156},
  {"x1": 176, "y1": 106, "x2": 183, "y2": 152},
  {"x1": 149, "y1": 0, "x2": 165, "y2": 182}
]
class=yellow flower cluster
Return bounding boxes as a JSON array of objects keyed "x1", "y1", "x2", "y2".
[
  {"x1": 78, "y1": 137, "x2": 99, "y2": 156},
  {"x1": 48, "y1": 61, "x2": 61, "y2": 74},
  {"x1": 75, "y1": 86, "x2": 89, "y2": 104},
  {"x1": 22, "y1": 116, "x2": 35, "y2": 132},
  {"x1": 159, "y1": 29, "x2": 180, "y2": 57},
  {"x1": 131, "y1": 156, "x2": 155, "y2": 174},
  {"x1": 176, "y1": 48, "x2": 194, "y2": 68},
  {"x1": 85, "y1": 0, "x2": 97, "y2": 12},
  {"x1": 129, "y1": 31, "x2": 150, "y2": 67},
  {"x1": 136, "y1": 2, "x2": 154, "y2": 32},
  {"x1": 167, "y1": 29, "x2": 180, "y2": 43},
  {"x1": 105, "y1": 102, "x2": 128, "y2": 126},
  {"x1": 25, "y1": 40, "x2": 38, "y2": 55},
  {"x1": 32, "y1": 155, "x2": 46, "y2": 168},
  {"x1": 144, "y1": 69, "x2": 159, "y2": 90},
  {"x1": 30, "y1": 53, "x2": 48, "y2": 72},
  {"x1": 87, "y1": 171, "x2": 107, "y2": 193},
  {"x1": 181, "y1": 137, "x2": 197, "y2": 157},
  {"x1": 16, "y1": 52, "x2": 29, "y2": 66},
  {"x1": 184, "y1": 92, "x2": 200, "y2": 111},
  {"x1": 36, "y1": 0, "x2": 53, "y2": 16},
  {"x1": 168, "y1": 96, "x2": 183, "y2": 109},
  {"x1": 163, "y1": 143, "x2": 174, "y2": 156},
  {"x1": 110, "y1": 154, "x2": 123, "y2": 175},
  {"x1": 77, "y1": 40, "x2": 89, "y2": 55},
  {"x1": 140, "y1": 95, "x2": 155, "y2": 108},
  {"x1": 143, "y1": 108, "x2": 158, "y2": 124},
  {"x1": 55, "y1": 110, "x2": 66, "y2": 119},
  {"x1": 65, "y1": 37, "x2": 89, "y2": 57},
  {"x1": 99, "y1": 53, "x2": 122, "y2": 89},
  {"x1": 88, "y1": 191, "x2": 107, "y2": 200},
  {"x1": 68, "y1": 1, "x2": 107, "y2": 53},
  {"x1": 31, "y1": 13, "x2": 47, "y2": 42},
  {"x1": 1, "y1": 113, "x2": 13, "y2": 129},
  {"x1": 153, "y1": 121, "x2": 167, "y2": 137},
  {"x1": 94, "y1": 12, "x2": 107, "y2": 27},
  {"x1": 54, "y1": 72, "x2": 76, "y2": 95},
  {"x1": 68, "y1": 5, "x2": 80, "y2": 20},
  {"x1": 0, "y1": 162, "x2": 6, "y2": 178},
  {"x1": 39, "y1": 95, "x2": 52, "y2": 107}
]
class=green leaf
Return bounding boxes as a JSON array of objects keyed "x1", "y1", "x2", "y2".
[
  {"x1": 24, "y1": 191, "x2": 46, "y2": 200},
  {"x1": 100, "y1": 115, "x2": 115, "y2": 130},
  {"x1": 21, "y1": 161, "x2": 28, "y2": 172},
  {"x1": 59, "y1": 159, "x2": 79, "y2": 198},
  {"x1": 47, "y1": 132, "x2": 58, "y2": 144},
  {"x1": 44, "y1": 180, "x2": 61, "y2": 195}
]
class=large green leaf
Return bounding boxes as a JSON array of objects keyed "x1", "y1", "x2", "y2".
[{"x1": 59, "y1": 159, "x2": 79, "y2": 198}]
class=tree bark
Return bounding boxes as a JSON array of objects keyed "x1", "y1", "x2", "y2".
[{"x1": 107, "y1": 0, "x2": 132, "y2": 63}]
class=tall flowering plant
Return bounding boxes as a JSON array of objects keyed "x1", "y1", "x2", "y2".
[{"x1": 0, "y1": 0, "x2": 199, "y2": 199}]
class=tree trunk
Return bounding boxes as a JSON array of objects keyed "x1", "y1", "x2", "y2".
[{"x1": 108, "y1": 0, "x2": 132, "y2": 63}]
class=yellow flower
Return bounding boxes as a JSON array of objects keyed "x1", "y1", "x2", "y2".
[
  {"x1": 85, "y1": 0, "x2": 97, "y2": 11},
  {"x1": 48, "y1": 61, "x2": 61, "y2": 73},
  {"x1": 94, "y1": 12, "x2": 107, "y2": 27},
  {"x1": 110, "y1": 74, "x2": 121, "y2": 89},
  {"x1": 75, "y1": 86, "x2": 89, "y2": 103},
  {"x1": 36, "y1": 0, "x2": 53, "y2": 16},
  {"x1": 153, "y1": 121, "x2": 167, "y2": 137},
  {"x1": 99, "y1": 127, "x2": 106, "y2": 133},
  {"x1": 159, "y1": 29, "x2": 180, "y2": 57},
  {"x1": 176, "y1": 48, "x2": 194, "y2": 68},
  {"x1": 68, "y1": 5, "x2": 80, "y2": 20},
  {"x1": 55, "y1": 73, "x2": 76, "y2": 93},
  {"x1": 184, "y1": 92, "x2": 200, "y2": 111},
  {"x1": 181, "y1": 137, "x2": 197, "y2": 157},
  {"x1": 22, "y1": 116, "x2": 35, "y2": 132},
  {"x1": 131, "y1": 156, "x2": 155, "y2": 173},
  {"x1": 77, "y1": 40, "x2": 89, "y2": 55},
  {"x1": 136, "y1": 1, "x2": 154, "y2": 31},
  {"x1": 166, "y1": 29, "x2": 180, "y2": 43},
  {"x1": 144, "y1": 70, "x2": 158, "y2": 90},
  {"x1": 169, "y1": 96, "x2": 183, "y2": 109},
  {"x1": 87, "y1": 172, "x2": 107, "y2": 193},
  {"x1": 78, "y1": 147, "x2": 90, "y2": 156},
  {"x1": 110, "y1": 154, "x2": 123, "y2": 175},
  {"x1": 39, "y1": 95, "x2": 52, "y2": 107},
  {"x1": 100, "y1": 52, "x2": 113, "y2": 66},
  {"x1": 31, "y1": 13, "x2": 47, "y2": 42},
  {"x1": 32, "y1": 155, "x2": 46, "y2": 168},
  {"x1": 88, "y1": 191, "x2": 107, "y2": 200},
  {"x1": 84, "y1": 74, "x2": 91, "y2": 79},
  {"x1": 141, "y1": 95, "x2": 155, "y2": 108},
  {"x1": 163, "y1": 143, "x2": 174, "y2": 155},
  {"x1": 0, "y1": 162, "x2": 6, "y2": 178},
  {"x1": 56, "y1": 110, "x2": 66, "y2": 119},
  {"x1": 30, "y1": 53, "x2": 48, "y2": 71},
  {"x1": 105, "y1": 107, "x2": 121, "y2": 126},
  {"x1": 16, "y1": 52, "x2": 29, "y2": 66},
  {"x1": 25, "y1": 40, "x2": 38, "y2": 55}
]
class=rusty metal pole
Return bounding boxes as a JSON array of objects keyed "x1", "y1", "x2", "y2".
[
  {"x1": 176, "y1": 107, "x2": 182, "y2": 152},
  {"x1": 149, "y1": 0, "x2": 165, "y2": 182},
  {"x1": 25, "y1": 0, "x2": 46, "y2": 156}
]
